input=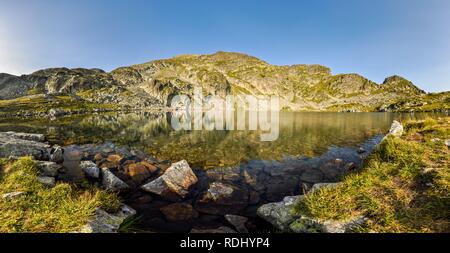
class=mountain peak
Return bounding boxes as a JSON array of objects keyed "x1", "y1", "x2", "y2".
[{"x1": 382, "y1": 75, "x2": 425, "y2": 94}]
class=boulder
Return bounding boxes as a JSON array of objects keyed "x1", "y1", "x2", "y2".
[
  {"x1": 387, "y1": 120, "x2": 403, "y2": 138},
  {"x1": 124, "y1": 161, "x2": 157, "y2": 184},
  {"x1": 141, "y1": 160, "x2": 197, "y2": 200},
  {"x1": 195, "y1": 182, "x2": 249, "y2": 215},
  {"x1": 37, "y1": 176, "x2": 56, "y2": 187},
  {"x1": 160, "y1": 203, "x2": 199, "y2": 222},
  {"x1": 36, "y1": 161, "x2": 62, "y2": 177},
  {"x1": 256, "y1": 195, "x2": 303, "y2": 231},
  {"x1": 224, "y1": 214, "x2": 249, "y2": 233},
  {"x1": 0, "y1": 132, "x2": 50, "y2": 160},
  {"x1": 50, "y1": 145, "x2": 64, "y2": 163},
  {"x1": 101, "y1": 168, "x2": 130, "y2": 191},
  {"x1": 190, "y1": 226, "x2": 237, "y2": 233},
  {"x1": 106, "y1": 154, "x2": 123, "y2": 166},
  {"x1": 78, "y1": 204, "x2": 136, "y2": 233},
  {"x1": 80, "y1": 161, "x2": 100, "y2": 178}
]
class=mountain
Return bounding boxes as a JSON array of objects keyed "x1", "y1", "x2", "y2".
[{"x1": 0, "y1": 51, "x2": 448, "y2": 114}]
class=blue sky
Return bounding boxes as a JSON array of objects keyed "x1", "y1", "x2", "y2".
[{"x1": 0, "y1": 0, "x2": 449, "y2": 92}]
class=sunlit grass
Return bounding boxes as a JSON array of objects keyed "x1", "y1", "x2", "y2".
[
  {"x1": 0, "y1": 157, "x2": 120, "y2": 233},
  {"x1": 293, "y1": 117, "x2": 450, "y2": 232}
]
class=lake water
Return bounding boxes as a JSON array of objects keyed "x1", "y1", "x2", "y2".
[{"x1": 0, "y1": 112, "x2": 444, "y2": 169}]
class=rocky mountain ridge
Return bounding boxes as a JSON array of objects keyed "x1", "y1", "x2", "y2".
[{"x1": 0, "y1": 51, "x2": 448, "y2": 112}]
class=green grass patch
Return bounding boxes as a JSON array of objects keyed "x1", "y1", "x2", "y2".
[
  {"x1": 0, "y1": 157, "x2": 120, "y2": 233},
  {"x1": 293, "y1": 117, "x2": 450, "y2": 232}
]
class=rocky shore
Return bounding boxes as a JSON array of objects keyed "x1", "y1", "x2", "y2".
[{"x1": 0, "y1": 124, "x2": 390, "y2": 233}]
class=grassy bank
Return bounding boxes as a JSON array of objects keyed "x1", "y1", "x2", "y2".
[
  {"x1": 293, "y1": 117, "x2": 449, "y2": 232},
  {"x1": 0, "y1": 157, "x2": 120, "y2": 233}
]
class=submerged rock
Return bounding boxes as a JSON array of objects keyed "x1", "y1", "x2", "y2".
[
  {"x1": 224, "y1": 214, "x2": 249, "y2": 233},
  {"x1": 190, "y1": 226, "x2": 237, "y2": 233},
  {"x1": 195, "y1": 182, "x2": 249, "y2": 215},
  {"x1": 160, "y1": 203, "x2": 199, "y2": 222},
  {"x1": 101, "y1": 168, "x2": 130, "y2": 191},
  {"x1": 80, "y1": 161, "x2": 100, "y2": 179},
  {"x1": 141, "y1": 160, "x2": 197, "y2": 201},
  {"x1": 256, "y1": 195, "x2": 303, "y2": 231},
  {"x1": 78, "y1": 204, "x2": 136, "y2": 233}
]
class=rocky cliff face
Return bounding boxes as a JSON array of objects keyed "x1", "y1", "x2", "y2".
[{"x1": 0, "y1": 51, "x2": 443, "y2": 112}]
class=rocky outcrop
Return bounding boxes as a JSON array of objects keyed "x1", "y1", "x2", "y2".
[
  {"x1": 141, "y1": 160, "x2": 198, "y2": 201},
  {"x1": 1, "y1": 52, "x2": 439, "y2": 113},
  {"x1": 78, "y1": 204, "x2": 136, "y2": 233}
]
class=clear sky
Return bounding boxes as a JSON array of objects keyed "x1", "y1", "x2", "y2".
[{"x1": 0, "y1": 0, "x2": 449, "y2": 92}]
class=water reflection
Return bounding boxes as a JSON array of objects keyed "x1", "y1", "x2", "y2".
[{"x1": 0, "y1": 112, "x2": 445, "y2": 168}]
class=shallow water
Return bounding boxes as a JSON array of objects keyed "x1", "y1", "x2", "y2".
[{"x1": 0, "y1": 112, "x2": 445, "y2": 169}]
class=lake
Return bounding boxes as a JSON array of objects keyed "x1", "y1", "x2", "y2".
[{"x1": 0, "y1": 111, "x2": 444, "y2": 169}]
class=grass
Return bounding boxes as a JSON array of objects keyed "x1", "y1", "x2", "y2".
[
  {"x1": 0, "y1": 157, "x2": 121, "y2": 233},
  {"x1": 293, "y1": 117, "x2": 450, "y2": 232}
]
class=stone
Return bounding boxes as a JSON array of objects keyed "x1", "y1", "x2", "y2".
[
  {"x1": 50, "y1": 145, "x2": 64, "y2": 163},
  {"x1": 310, "y1": 182, "x2": 341, "y2": 193},
  {"x1": 0, "y1": 132, "x2": 50, "y2": 160},
  {"x1": 265, "y1": 176, "x2": 299, "y2": 202},
  {"x1": 125, "y1": 162, "x2": 157, "y2": 184},
  {"x1": 48, "y1": 108, "x2": 66, "y2": 118},
  {"x1": 195, "y1": 182, "x2": 249, "y2": 215},
  {"x1": 431, "y1": 138, "x2": 441, "y2": 143},
  {"x1": 224, "y1": 214, "x2": 249, "y2": 233},
  {"x1": 37, "y1": 176, "x2": 56, "y2": 187},
  {"x1": 289, "y1": 216, "x2": 367, "y2": 233},
  {"x1": 299, "y1": 169, "x2": 324, "y2": 183},
  {"x1": 141, "y1": 160, "x2": 197, "y2": 200},
  {"x1": 387, "y1": 120, "x2": 403, "y2": 138},
  {"x1": 190, "y1": 226, "x2": 237, "y2": 233},
  {"x1": 78, "y1": 204, "x2": 136, "y2": 233},
  {"x1": 160, "y1": 203, "x2": 199, "y2": 222},
  {"x1": 344, "y1": 162, "x2": 356, "y2": 171},
  {"x1": 357, "y1": 147, "x2": 366, "y2": 154},
  {"x1": 256, "y1": 195, "x2": 303, "y2": 231},
  {"x1": 334, "y1": 158, "x2": 343, "y2": 165},
  {"x1": 80, "y1": 161, "x2": 100, "y2": 178},
  {"x1": 445, "y1": 139, "x2": 450, "y2": 148},
  {"x1": 107, "y1": 154, "x2": 123, "y2": 164},
  {"x1": 36, "y1": 161, "x2": 62, "y2": 177},
  {"x1": 2, "y1": 191, "x2": 24, "y2": 199},
  {"x1": 101, "y1": 168, "x2": 130, "y2": 191},
  {"x1": 94, "y1": 153, "x2": 103, "y2": 161}
]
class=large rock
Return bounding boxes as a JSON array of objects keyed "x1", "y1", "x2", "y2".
[
  {"x1": 195, "y1": 182, "x2": 249, "y2": 215},
  {"x1": 289, "y1": 215, "x2": 367, "y2": 233},
  {"x1": 80, "y1": 161, "x2": 100, "y2": 178},
  {"x1": 256, "y1": 195, "x2": 303, "y2": 231},
  {"x1": 36, "y1": 161, "x2": 62, "y2": 177},
  {"x1": 160, "y1": 203, "x2": 199, "y2": 222},
  {"x1": 387, "y1": 120, "x2": 403, "y2": 138},
  {"x1": 141, "y1": 160, "x2": 197, "y2": 200},
  {"x1": 0, "y1": 132, "x2": 50, "y2": 160},
  {"x1": 101, "y1": 168, "x2": 130, "y2": 191},
  {"x1": 78, "y1": 204, "x2": 136, "y2": 233}
]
